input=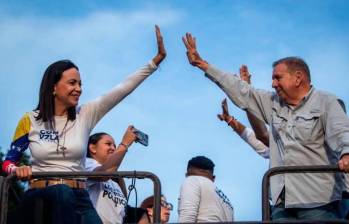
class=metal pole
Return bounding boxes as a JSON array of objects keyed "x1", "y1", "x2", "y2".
[
  {"x1": 1, "y1": 171, "x2": 162, "y2": 224},
  {"x1": 261, "y1": 165, "x2": 340, "y2": 221},
  {"x1": 0, "y1": 176, "x2": 10, "y2": 224}
]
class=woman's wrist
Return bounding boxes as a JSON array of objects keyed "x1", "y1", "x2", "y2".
[
  {"x1": 226, "y1": 116, "x2": 234, "y2": 126},
  {"x1": 226, "y1": 116, "x2": 243, "y2": 134},
  {"x1": 119, "y1": 142, "x2": 129, "y2": 151},
  {"x1": 152, "y1": 53, "x2": 165, "y2": 66}
]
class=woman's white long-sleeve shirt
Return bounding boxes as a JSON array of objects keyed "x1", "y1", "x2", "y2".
[
  {"x1": 3, "y1": 61, "x2": 157, "y2": 173},
  {"x1": 240, "y1": 127, "x2": 270, "y2": 159}
]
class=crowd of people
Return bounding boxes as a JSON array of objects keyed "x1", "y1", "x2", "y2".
[{"x1": 1, "y1": 25, "x2": 349, "y2": 223}]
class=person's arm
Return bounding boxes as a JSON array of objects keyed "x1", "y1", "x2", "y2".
[
  {"x1": 83, "y1": 26, "x2": 166, "y2": 130},
  {"x1": 323, "y1": 98, "x2": 349, "y2": 171},
  {"x1": 2, "y1": 114, "x2": 32, "y2": 179},
  {"x1": 182, "y1": 33, "x2": 273, "y2": 124},
  {"x1": 178, "y1": 177, "x2": 201, "y2": 223},
  {"x1": 182, "y1": 33, "x2": 209, "y2": 72},
  {"x1": 246, "y1": 112, "x2": 269, "y2": 147},
  {"x1": 152, "y1": 25, "x2": 166, "y2": 66},
  {"x1": 239, "y1": 65, "x2": 270, "y2": 146},
  {"x1": 94, "y1": 126, "x2": 137, "y2": 172},
  {"x1": 217, "y1": 98, "x2": 245, "y2": 135},
  {"x1": 240, "y1": 128, "x2": 270, "y2": 158},
  {"x1": 217, "y1": 99, "x2": 269, "y2": 158}
]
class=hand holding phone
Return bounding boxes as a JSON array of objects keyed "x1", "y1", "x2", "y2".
[{"x1": 133, "y1": 129, "x2": 149, "y2": 147}]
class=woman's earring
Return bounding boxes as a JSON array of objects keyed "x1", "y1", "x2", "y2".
[{"x1": 53, "y1": 91, "x2": 56, "y2": 96}]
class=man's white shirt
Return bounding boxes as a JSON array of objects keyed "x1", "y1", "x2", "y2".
[{"x1": 178, "y1": 175, "x2": 234, "y2": 222}]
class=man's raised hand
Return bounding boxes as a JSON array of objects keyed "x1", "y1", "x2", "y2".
[
  {"x1": 239, "y1": 65, "x2": 251, "y2": 84},
  {"x1": 182, "y1": 33, "x2": 209, "y2": 71}
]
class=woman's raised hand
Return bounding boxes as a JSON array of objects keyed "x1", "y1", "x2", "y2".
[
  {"x1": 120, "y1": 125, "x2": 137, "y2": 148},
  {"x1": 217, "y1": 98, "x2": 245, "y2": 135},
  {"x1": 217, "y1": 98, "x2": 230, "y2": 122},
  {"x1": 152, "y1": 25, "x2": 166, "y2": 66}
]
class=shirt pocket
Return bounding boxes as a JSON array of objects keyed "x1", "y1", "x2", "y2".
[
  {"x1": 272, "y1": 115, "x2": 286, "y2": 133},
  {"x1": 294, "y1": 112, "x2": 321, "y2": 144}
]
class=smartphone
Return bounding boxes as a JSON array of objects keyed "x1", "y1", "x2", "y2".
[{"x1": 134, "y1": 129, "x2": 149, "y2": 147}]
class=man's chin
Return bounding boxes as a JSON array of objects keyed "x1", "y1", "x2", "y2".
[{"x1": 276, "y1": 93, "x2": 286, "y2": 101}]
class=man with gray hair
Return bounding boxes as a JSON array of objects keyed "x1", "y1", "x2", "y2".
[{"x1": 182, "y1": 33, "x2": 349, "y2": 219}]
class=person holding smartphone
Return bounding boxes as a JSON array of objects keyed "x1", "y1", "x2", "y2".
[{"x1": 85, "y1": 126, "x2": 137, "y2": 224}]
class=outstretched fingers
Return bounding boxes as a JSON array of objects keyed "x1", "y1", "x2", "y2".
[
  {"x1": 155, "y1": 25, "x2": 166, "y2": 56},
  {"x1": 182, "y1": 33, "x2": 197, "y2": 50},
  {"x1": 186, "y1": 33, "x2": 196, "y2": 49},
  {"x1": 217, "y1": 98, "x2": 230, "y2": 122},
  {"x1": 221, "y1": 98, "x2": 229, "y2": 116},
  {"x1": 239, "y1": 65, "x2": 251, "y2": 84},
  {"x1": 152, "y1": 25, "x2": 166, "y2": 66},
  {"x1": 182, "y1": 36, "x2": 190, "y2": 50}
]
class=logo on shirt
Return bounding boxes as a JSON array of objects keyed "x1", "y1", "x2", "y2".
[
  {"x1": 102, "y1": 183, "x2": 127, "y2": 207},
  {"x1": 215, "y1": 188, "x2": 234, "y2": 209},
  {"x1": 39, "y1": 130, "x2": 58, "y2": 142}
]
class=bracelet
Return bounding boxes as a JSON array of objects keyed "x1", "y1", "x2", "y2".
[
  {"x1": 119, "y1": 143, "x2": 129, "y2": 150},
  {"x1": 226, "y1": 117, "x2": 234, "y2": 126}
]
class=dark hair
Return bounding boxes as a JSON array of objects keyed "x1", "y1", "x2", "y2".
[
  {"x1": 140, "y1": 195, "x2": 155, "y2": 209},
  {"x1": 272, "y1": 57, "x2": 311, "y2": 82},
  {"x1": 338, "y1": 99, "x2": 347, "y2": 114},
  {"x1": 86, "y1": 132, "x2": 109, "y2": 158},
  {"x1": 35, "y1": 60, "x2": 79, "y2": 129},
  {"x1": 139, "y1": 194, "x2": 165, "y2": 209},
  {"x1": 187, "y1": 156, "x2": 215, "y2": 173}
]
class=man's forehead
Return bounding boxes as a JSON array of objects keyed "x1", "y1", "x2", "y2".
[
  {"x1": 273, "y1": 63, "x2": 289, "y2": 75},
  {"x1": 274, "y1": 63, "x2": 288, "y2": 71}
]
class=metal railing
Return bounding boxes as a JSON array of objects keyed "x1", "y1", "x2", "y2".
[
  {"x1": 2, "y1": 167, "x2": 347, "y2": 223},
  {"x1": 0, "y1": 171, "x2": 161, "y2": 224},
  {"x1": 262, "y1": 165, "x2": 342, "y2": 221}
]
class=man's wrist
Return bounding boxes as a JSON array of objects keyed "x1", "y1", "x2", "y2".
[{"x1": 197, "y1": 60, "x2": 209, "y2": 71}]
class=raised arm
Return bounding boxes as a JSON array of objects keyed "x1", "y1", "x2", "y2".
[
  {"x1": 152, "y1": 25, "x2": 166, "y2": 66},
  {"x1": 218, "y1": 98, "x2": 269, "y2": 158},
  {"x1": 182, "y1": 33, "x2": 209, "y2": 72},
  {"x1": 94, "y1": 126, "x2": 137, "y2": 172},
  {"x1": 182, "y1": 32, "x2": 274, "y2": 124},
  {"x1": 84, "y1": 26, "x2": 167, "y2": 130},
  {"x1": 217, "y1": 98, "x2": 245, "y2": 135},
  {"x1": 239, "y1": 65, "x2": 269, "y2": 147}
]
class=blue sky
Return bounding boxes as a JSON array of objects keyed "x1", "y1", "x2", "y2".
[{"x1": 1, "y1": 0, "x2": 349, "y2": 221}]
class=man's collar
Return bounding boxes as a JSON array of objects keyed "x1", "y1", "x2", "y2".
[
  {"x1": 294, "y1": 85, "x2": 314, "y2": 109},
  {"x1": 287, "y1": 86, "x2": 313, "y2": 110}
]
